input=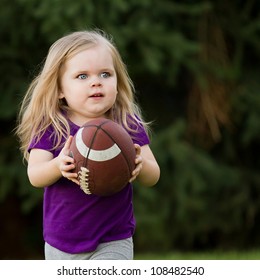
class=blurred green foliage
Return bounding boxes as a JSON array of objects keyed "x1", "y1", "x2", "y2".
[{"x1": 0, "y1": 0, "x2": 260, "y2": 258}]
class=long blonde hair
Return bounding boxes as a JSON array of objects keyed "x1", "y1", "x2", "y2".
[{"x1": 16, "y1": 30, "x2": 149, "y2": 161}]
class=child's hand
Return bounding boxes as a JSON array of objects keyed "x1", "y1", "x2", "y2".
[
  {"x1": 58, "y1": 136, "x2": 79, "y2": 185},
  {"x1": 129, "y1": 144, "x2": 143, "y2": 183}
]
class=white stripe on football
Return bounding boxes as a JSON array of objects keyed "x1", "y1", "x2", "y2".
[{"x1": 75, "y1": 127, "x2": 121, "y2": 162}]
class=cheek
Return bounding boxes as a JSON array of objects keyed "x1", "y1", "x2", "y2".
[
  {"x1": 112, "y1": 89, "x2": 118, "y2": 102},
  {"x1": 107, "y1": 82, "x2": 118, "y2": 98}
]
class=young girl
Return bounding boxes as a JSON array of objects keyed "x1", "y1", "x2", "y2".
[{"x1": 16, "y1": 30, "x2": 160, "y2": 260}]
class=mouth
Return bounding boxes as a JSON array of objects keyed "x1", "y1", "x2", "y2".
[{"x1": 89, "y1": 93, "x2": 104, "y2": 98}]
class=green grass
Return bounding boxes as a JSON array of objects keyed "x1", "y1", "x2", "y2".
[{"x1": 135, "y1": 250, "x2": 260, "y2": 260}]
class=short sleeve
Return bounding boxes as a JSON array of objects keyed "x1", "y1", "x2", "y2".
[
  {"x1": 28, "y1": 127, "x2": 55, "y2": 154},
  {"x1": 128, "y1": 119, "x2": 150, "y2": 146}
]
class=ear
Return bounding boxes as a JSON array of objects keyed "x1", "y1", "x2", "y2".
[{"x1": 58, "y1": 91, "x2": 65, "y2": 99}]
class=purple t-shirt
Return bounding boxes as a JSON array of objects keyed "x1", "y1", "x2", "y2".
[{"x1": 28, "y1": 119, "x2": 149, "y2": 254}]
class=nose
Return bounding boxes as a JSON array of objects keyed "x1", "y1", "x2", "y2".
[{"x1": 90, "y1": 76, "x2": 102, "y2": 87}]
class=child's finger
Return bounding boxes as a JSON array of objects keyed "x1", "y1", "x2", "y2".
[
  {"x1": 66, "y1": 172, "x2": 80, "y2": 185},
  {"x1": 64, "y1": 155, "x2": 75, "y2": 164},
  {"x1": 63, "y1": 135, "x2": 73, "y2": 151},
  {"x1": 62, "y1": 162, "x2": 75, "y2": 171},
  {"x1": 66, "y1": 171, "x2": 78, "y2": 179},
  {"x1": 134, "y1": 144, "x2": 141, "y2": 155}
]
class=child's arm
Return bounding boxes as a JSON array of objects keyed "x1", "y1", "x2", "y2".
[
  {"x1": 130, "y1": 144, "x2": 160, "y2": 187},
  {"x1": 27, "y1": 136, "x2": 79, "y2": 187}
]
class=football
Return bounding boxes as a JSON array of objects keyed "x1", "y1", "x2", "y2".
[{"x1": 69, "y1": 118, "x2": 136, "y2": 196}]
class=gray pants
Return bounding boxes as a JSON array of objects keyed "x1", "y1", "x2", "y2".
[{"x1": 45, "y1": 237, "x2": 133, "y2": 260}]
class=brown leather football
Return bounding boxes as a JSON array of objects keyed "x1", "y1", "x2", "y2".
[{"x1": 69, "y1": 118, "x2": 136, "y2": 196}]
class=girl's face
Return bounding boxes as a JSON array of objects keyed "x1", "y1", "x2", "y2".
[{"x1": 59, "y1": 45, "x2": 118, "y2": 126}]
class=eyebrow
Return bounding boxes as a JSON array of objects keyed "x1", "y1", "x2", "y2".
[{"x1": 75, "y1": 68, "x2": 115, "y2": 74}]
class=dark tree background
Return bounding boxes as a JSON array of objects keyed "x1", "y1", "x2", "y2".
[{"x1": 0, "y1": 0, "x2": 259, "y2": 259}]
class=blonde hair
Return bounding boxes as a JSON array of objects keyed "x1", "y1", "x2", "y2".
[{"x1": 16, "y1": 30, "x2": 149, "y2": 161}]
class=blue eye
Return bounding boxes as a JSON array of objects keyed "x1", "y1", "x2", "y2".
[
  {"x1": 100, "y1": 72, "x2": 110, "y2": 78},
  {"x1": 78, "y1": 74, "x2": 87, "y2": 80}
]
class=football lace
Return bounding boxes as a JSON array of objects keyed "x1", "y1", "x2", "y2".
[{"x1": 78, "y1": 167, "x2": 91, "y2": 195}]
